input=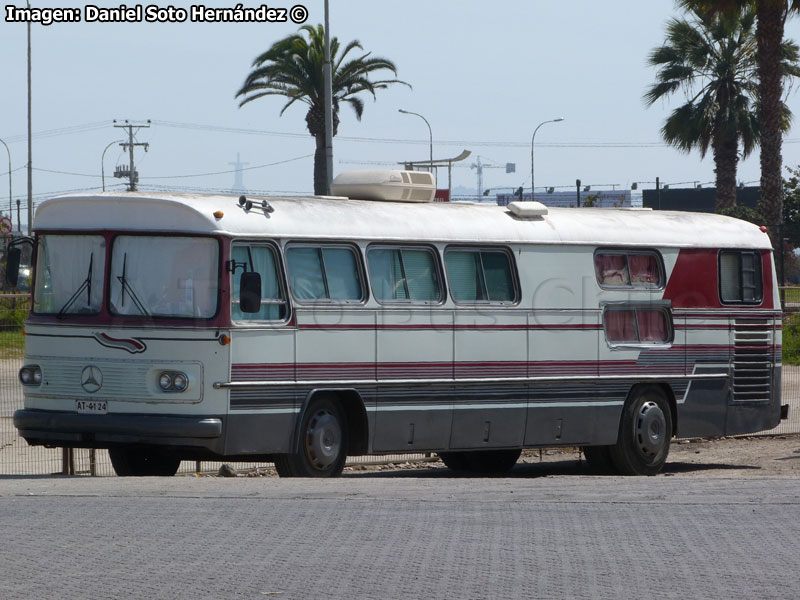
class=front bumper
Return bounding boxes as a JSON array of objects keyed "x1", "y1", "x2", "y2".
[{"x1": 14, "y1": 409, "x2": 224, "y2": 454}]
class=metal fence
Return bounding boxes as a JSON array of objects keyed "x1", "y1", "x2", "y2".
[{"x1": 2, "y1": 296, "x2": 799, "y2": 476}]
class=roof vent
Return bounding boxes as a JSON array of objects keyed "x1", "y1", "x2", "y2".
[
  {"x1": 508, "y1": 201, "x2": 548, "y2": 218},
  {"x1": 331, "y1": 169, "x2": 436, "y2": 203}
]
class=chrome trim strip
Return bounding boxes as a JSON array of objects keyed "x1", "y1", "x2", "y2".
[{"x1": 214, "y1": 372, "x2": 729, "y2": 389}]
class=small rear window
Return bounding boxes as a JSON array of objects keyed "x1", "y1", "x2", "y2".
[
  {"x1": 595, "y1": 250, "x2": 663, "y2": 289},
  {"x1": 719, "y1": 250, "x2": 763, "y2": 304}
]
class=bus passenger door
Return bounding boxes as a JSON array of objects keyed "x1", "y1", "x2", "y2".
[
  {"x1": 227, "y1": 242, "x2": 296, "y2": 455},
  {"x1": 372, "y1": 309, "x2": 454, "y2": 452}
]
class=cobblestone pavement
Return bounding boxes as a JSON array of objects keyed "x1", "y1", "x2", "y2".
[{"x1": 1, "y1": 476, "x2": 800, "y2": 599}]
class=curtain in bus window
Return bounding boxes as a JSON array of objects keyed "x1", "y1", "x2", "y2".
[
  {"x1": 628, "y1": 254, "x2": 660, "y2": 287},
  {"x1": 368, "y1": 249, "x2": 408, "y2": 301},
  {"x1": 446, "y1": 251, "x2": 486, "y2": 301},
  {"x1": 109, "y1": 236, "x2": 218, "y2": 318},
  {"x1": 287, "y1": 247, "x2": 326, "y2": 300},
  {"x1": 34, "y1": 235, "x2": 106, "y2": 314},
  {"x1": 231, "y1": 245, "x2": 283, "y2": 320},
  {"x1": 604, "y1": 309, "x2": 636, "y2": 343},
  {"x1": 636, "y1": 309, "x2": 669, "y2": 343},
  {"x1": 321, "y1": 247, "x2": 361, "y2": 300},
  {"x1": 719, "y1": 252, "x2": 741, "y2": 302},
  {"x1": 402, "y1": 249, "x2": 439, "y2": 301},
  {"x1": 482, "y1": 251, "x2": 514, "y2": 301},
  {"x1": 595, "y1": 253, "x2": 629, "y2": 286}
]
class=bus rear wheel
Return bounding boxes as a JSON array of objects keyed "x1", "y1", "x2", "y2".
[
  {"x1": 274, "y1": 396, "x2": 348, "y2": 477},
  {"x1": 609, "y1": 385, "x2": 672, "y2": 476},
  {"x1": 109, "y1": 447, "x2": 181, "y2": 476},
  {"x1": 581, "y1": 446, "x2": 617, "y2": 474}
]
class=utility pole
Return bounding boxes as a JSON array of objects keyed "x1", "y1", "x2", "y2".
[{"x1": 113, "y1": 120, "x2": 150, "y2": 191}]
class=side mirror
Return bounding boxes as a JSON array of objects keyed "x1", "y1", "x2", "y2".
[
  {"x1": 239, "y1": 271, "x2": 262, "y2": 313},
  {"x1": 6, "y1": 247, "x2": 21, "y2": 287}
]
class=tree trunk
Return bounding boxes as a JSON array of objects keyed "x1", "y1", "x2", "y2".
[
  {"x1": 313, "y1": 132, "x2": 326, "y2": 196},
  {"x1": 756, "y1": 0, "x2": 786, "y2": 237},
  {"x1": 713, "y1": 131, "x2": 739, "y2": 211}
]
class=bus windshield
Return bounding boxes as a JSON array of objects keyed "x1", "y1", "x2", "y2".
[
  {"x1": 33, "y1": 234, "x2": 106, "y2": 315},
  {"x1": 109, "y1": 235, "x2": 219, "y2": 318}
]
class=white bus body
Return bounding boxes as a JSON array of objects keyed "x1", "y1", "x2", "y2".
[{"x1": 13, "y1": 185, "x2": 783, "y2": 476}]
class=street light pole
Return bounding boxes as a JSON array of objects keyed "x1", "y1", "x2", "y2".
[
  {"x1": 101, "y1": 140, "x2": 123, "y2": 191},
  {"x1": 398, "y1": 109, "x2": 433, "y2": 176},
  {"x1": 0, "y1": 137, "x2": 11, "y2": 219},
  {"x1": 530, "y1": 117, "x2": 564, "y2": 201}
]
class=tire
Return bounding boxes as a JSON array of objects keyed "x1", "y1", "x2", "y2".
[
  {"x1": 608, "y1": 385, "x2": 672, "y2": 476},
  {"x1": 274, "y1": 395, "x2": 348, "y2": 477},
  {"x1": 438, "y1": 451, "x2": 470, "y2": 471},
  {"x1": 581, "y1": 446, "x2": 618, "y2": 474},
  {"x1": 109, "y1": 447, "x2": 181, "y2": 477}
]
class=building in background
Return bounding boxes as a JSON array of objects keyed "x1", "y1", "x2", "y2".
[{"x1": 495, "y1": 189, "x2": 642, "y2": 208}]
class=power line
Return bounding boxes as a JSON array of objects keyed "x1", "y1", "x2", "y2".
[
  {"x1": 153, "y1": 119, "x2": 800, "y2": 149},
  {"x1": 139, "y1": 153, "x2": 314, "y2": 179},
  {"x1": 1, "y1": 121, "x2": 109, "y2": 144}
]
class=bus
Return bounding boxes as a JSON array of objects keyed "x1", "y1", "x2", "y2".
[{"x1": 10, "y1": 171, "x2": 784, "y2": 477}]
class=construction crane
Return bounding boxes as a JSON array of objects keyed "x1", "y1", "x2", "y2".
[{"x1": 470, "y1": 157, "x2": 515, "y2": 199}]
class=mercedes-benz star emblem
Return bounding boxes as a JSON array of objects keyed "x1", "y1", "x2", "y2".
[{"x1": 80, "y1": 365, "x2": 103, "y2": 394}]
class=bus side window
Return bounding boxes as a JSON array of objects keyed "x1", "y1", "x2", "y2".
[
  {"x1": 231, "y1": 244, "x2": 287, "y2": 321},
  {"x1": 285, "y1": 244, "x2": 365, "y2": 303},
  {"x1": 444, "y1": 248, "x2": 517, "y2": 303},
  {"x1": 719, "y1": 250, "x2": 763, "y2": 304},
  {"x1": 366, "y1": 246, "x2": 442, "y2": 304},
  {"x1": 603, "y1": 306, "x2": 672, "y2": 346},
  {"x1": 594, "y1": 250, "x2": 663, "y2": 289}
]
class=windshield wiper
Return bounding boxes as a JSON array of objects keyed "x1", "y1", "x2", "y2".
[
  {"x1": 117, "y1": 253, "x2": 149, "y2": 316},
  {"x1": 57, "y1": 253, "x2": 94, "y2": 318}
]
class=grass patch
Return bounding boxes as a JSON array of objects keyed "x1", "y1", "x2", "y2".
[
  {"x1": 783, "y1": 287, "x2": 800, "y2": 306},
  {"x1": 0, "y1": 328, "x2": 24, "y2": 358},
  {"x1": 784, "y1": 312, "x2": 800, "y2": 366}
]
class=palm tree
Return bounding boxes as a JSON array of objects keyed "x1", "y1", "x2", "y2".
[
  {"x1": 645, "y1": 7, "x2": 799, "y2": 209},
  {"x1": 679, "y1": 0, "x2": 800, "y2": 232},
  {"x1": 236, "y1": 24, "x2": 410, "y2": 195}
]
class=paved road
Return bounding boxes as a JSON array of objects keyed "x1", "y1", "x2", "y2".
[{"x1": 1, "y1": 475, "x2": 800, "y2": 599}]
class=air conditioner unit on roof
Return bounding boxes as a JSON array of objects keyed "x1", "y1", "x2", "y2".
[{"x1": 331, "y1": 169, "x2": 436, "y2": 203}]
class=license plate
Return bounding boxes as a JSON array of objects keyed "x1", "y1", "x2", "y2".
[{"x1": 76, "y1": 400, "x2": 107, "y2": 415}]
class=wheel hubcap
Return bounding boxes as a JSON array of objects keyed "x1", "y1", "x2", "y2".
[
  {"x1": 304, "y1": 409, "x2": 342, "y2": 471},
  {"x1": 635, "y1": 400, "x2": 666, "y2": 458}
]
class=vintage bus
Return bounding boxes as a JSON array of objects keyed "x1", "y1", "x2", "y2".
[{"x1": 10, "y1": 171, "x2": 784, "y2": 477}]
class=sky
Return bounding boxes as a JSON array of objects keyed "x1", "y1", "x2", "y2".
[{"x1": 2, "y1": 0, "x2": 800, "y2": 228}]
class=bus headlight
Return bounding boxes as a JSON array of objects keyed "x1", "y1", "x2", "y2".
[
  {"x1": 19, "y1": 365, "x2": 42, "y2": 386},
  {"x1": 172, "y1": 372, "x2": 188, "y2": 392},
  {"x1": 158, "y1": 371, "x2": 189, "y2": 392},
  {"x1": 158, "y1": 372, "x2": 173, "y2": 390}
]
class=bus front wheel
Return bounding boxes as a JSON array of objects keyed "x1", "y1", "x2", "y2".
[
  {"x1": 275, "y1": 396, "x2": 348, "y2": 477},
  {"x1": 109, "y1": 447, "x2": 181, "y2": 476},
  {"x1": 609, "y1": 385, "x2": 672, "y2": 476}
]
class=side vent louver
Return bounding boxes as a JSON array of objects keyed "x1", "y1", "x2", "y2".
[{"x1": 731, "y1": 318, "x2": 772, "y2": 402}]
